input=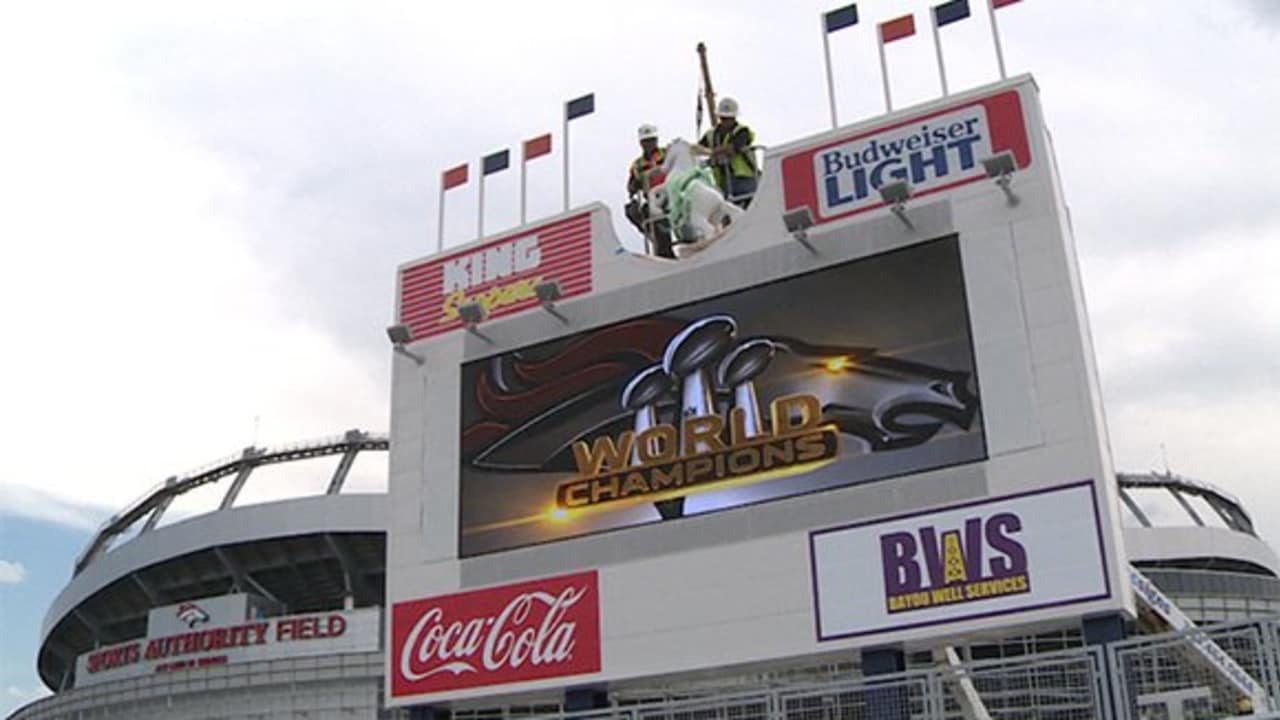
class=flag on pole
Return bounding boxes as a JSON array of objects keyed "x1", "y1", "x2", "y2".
[
  {"x1": 442, "y1": 163, "x2": 469, "y2": 190},
  {"x1": 523, "y1": 133, "x2": 552, "y2": 161},
  {"x1": 478, "y1": 149, "x2": 509, "y2": 238},
  {"x1": 823, "y1": 4, "x2": 859, "y2": 33},
  {"x1": 437, "y1": 163, "x2": 469, "y2": 252},
  {"x1": 879, "y1": 14, "x2": 916, "y2": 43},
  {"x1": 931, "y1": 0, "x2": 970, "y2": 96},
  {"x1": 876, "y1": 14, "x2": 915, "y2": 112},
  {"x1": 563, "y1": 93, "x2": 595, "y2": 210},
  {"x1": 565, "y1": 94, "x2": 595, "y2": 120},
  {"x1": 933, "y1": 0, "x2": 970, "y2": 26},
  {"x1": 821, "y1": 4, "x2": 859, "y2": 128},
  {"x1": 986, "y1": 0, "x2": 1019, "y2": 79},
  {"x1": 520, "y1": 134, "x2": 553, "y2": 223},
  {"x1": 482, "y1": 149, "x2": 510, "y2": 175}
]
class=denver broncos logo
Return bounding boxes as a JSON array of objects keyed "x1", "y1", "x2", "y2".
[{"x1": 176, "y1": 602, "x2": 210, "y2": 628}]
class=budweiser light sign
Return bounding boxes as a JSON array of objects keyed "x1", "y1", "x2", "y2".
[
  {"x1": 781, "y1": 89, "x2": 1031, "y2": 226},
  {"x1": 810, "y1": 482, "x2": 1111, "y2": 642},
  {"x1": 459, "y1": 236, "x2": 985, "y2": 556},
  {"x1": 390, "y1": 571, "x2": 601, "y2": 698},
  {"x1": 397, "y1": 212, "x2": 593, "y2": 341}
]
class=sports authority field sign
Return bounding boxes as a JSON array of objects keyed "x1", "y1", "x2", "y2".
[
  {"x1": 781, "y1": 88, "x2": 1031, "y2": 226},
  {"x1": 390, "y1": 570, "x2": 601, "y2": 699},
  {"x1": 397, "y1": 212, "x2": 593, "y2": 341},
  {"x1": 75, "y1": 607, "x2": 379, "y2": 686},
  {"x1": 810, "y1": 481, "x2": 1111, "y2": 641}
]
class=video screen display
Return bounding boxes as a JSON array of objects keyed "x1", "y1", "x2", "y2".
[{"x1": 458, "y1": 236, "x2": 985, "y2": 556}]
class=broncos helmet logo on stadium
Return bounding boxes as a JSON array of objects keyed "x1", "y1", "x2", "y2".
[{"x1": 176, "y1": 602, "x2": 211, "y2": 628}]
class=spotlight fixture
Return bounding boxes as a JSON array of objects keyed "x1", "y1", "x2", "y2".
[
  {"x1": 781, "y1": 207, "x2": 817, "y2": 252},
  {"x1": 878, "y1": 181, "x2": 913, "y2": 229},
  {"x1": 384, "y1": 324, "x2": 424, "y2": 366},
  {"x1": 981, "y1": 152, "x2": 1020, "y2": 206},
  {"x1": 455, "y1": 301, "x2": 492, "y2": 342},
  {"x1": 534, "y1": 280, "x2": 568, "y2": 323}
]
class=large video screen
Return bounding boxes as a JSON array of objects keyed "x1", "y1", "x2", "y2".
[{"x1": 458, "y1": 236, "x2": 985, "y2": 556}]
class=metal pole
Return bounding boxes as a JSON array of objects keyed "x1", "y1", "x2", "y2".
[
  {"x1": 877, "y1": 32, "x2": 892, "y2": 112},
  {"x1": 987, "y1": 0, "x2": 1007, "y2": 79},
  {"x1": 478, "y1": 173, "x2": 486, "y2": 238},
  {"x1": 562, "y1": 114, "x2": 570, "y2": 211},
  {"x1": 931, "y1": 13, "x2": 949, "y2": 96},
  {"x1": 436, "y1": 182, "x2": 445, "y2": 253},
  {"x1": 821, "y1": 17, "x2": 838, "y2": 129},
  {"x1": 520, "y1": 155, "x2": 527, "y2": 224}
]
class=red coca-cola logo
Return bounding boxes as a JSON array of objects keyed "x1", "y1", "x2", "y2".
[{"x1": 391, "y1": 571, "x2": 601, "y2": 697}]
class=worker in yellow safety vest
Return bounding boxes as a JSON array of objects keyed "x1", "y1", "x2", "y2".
[
  {"x1": 698, "y1": 97, "x2": 759, "y2": 207},
  {"x1": 625, "y1": 124, "x2": 674, "y2": 258}
]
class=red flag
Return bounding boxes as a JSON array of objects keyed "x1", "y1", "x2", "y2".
[
  {"x1": 442, "y1": 163, "x2": 468, "y2": 190},
  {"x1": 523, "y1": 133, "x2": 552, "y2": 161},
  {"x1": 992, "y1": 0, "x2": 1020, "y2": 7},
  {"x1": 879, "y1": 14, "x2": 916, "y2": 43}
]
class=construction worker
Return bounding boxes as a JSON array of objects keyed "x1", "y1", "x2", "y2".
[
  {"x1": 699, "y1": 97, "x2": 759, "y2": 208},
  {"x1": 625, "y1": 124, "x2": 674, "y2": 258}
]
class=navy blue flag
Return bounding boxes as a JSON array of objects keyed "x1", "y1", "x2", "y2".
[
  {"x1": 824, "y1": 4, "x2": 859, "y2": 33},
  {"x1": 565, "y1": 93, "x2": 595, "y2": 120},
  {"x1": 933, "y1": 0, "x2": 970, "y2": 26},
  {"x1": 482, "y1": 149, "x2": 510, "y2": 175}
]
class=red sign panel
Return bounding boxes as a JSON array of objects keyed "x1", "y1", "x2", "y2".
[
  {"x1": 781, "y1": 89, "x2": 1031, "y2": 227},
  {"x1": 398, "y1": 213, "x2": 593, "y2": 341},
  {"x1": 390, "y1": 571, "x2": 601, "y2": 698}
]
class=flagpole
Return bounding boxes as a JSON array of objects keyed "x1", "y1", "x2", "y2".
[
  {"x1": 436, "y1": 182, "x2": 446, "y2": 253},
  {"x1": 821, "y1": 15, "x2": 838, "y2": 129},
  {"x1": 931, "y1": 11, "x2": 949, "y2": 96},
  {"x1": 478, "y1": 172, "x2": 486, "y2": 238},
  {"x1": 987, "y1": 0, "x2": 1007, "y2": 79},
  {"x1": 520, "y1": 154, "x2": 528, "y2": 225},
  {"x1": 562, "y1": 113, "x2": 570, "y2": 212},
  {"x1": 877, "y1": 31, "x2": 892, "y2": 112}
]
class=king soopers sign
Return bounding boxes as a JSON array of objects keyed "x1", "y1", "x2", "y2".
[
  {"x1": 781, "y1": 89, "x2": 1031, "y2": 225},
  {"x1": 391, "y1": 571, "x2": 601, "y2": 698}
]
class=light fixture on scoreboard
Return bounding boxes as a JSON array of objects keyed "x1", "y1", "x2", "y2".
[
  {"x1": 782, "y1": 207, "x2": 817, "y2": 252},
  {"x1": 534, "y1": 280, "x2": 568, "y2": 324},
  {"x1": 455, "y1": 301, "x2": 491, "y2": 342},
  {"x1": 878, "y1": 180, "x2": 914, "y2": 229},
  {"x1": 385, "y1": 324, "x2": 424, "y2": 366},
  {"x1": 982, "y1": 152, "x2": 1020, "y2": 207}
]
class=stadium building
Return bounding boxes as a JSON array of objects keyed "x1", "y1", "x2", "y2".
[{"x1": 10, "y1": 70, "x2": 1280, "y2": 720}]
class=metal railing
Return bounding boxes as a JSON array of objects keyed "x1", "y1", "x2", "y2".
[
  {"x1": 513, "y1": 616, "x2": 1280, "y2": 720},
  {"x1": 14, "y1": 616, "x2": 1280, "y2": 720}
]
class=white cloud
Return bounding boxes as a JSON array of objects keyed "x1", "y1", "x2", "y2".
[{"x1": 0, "y1": 561, "x2": 27, "y2": 585}]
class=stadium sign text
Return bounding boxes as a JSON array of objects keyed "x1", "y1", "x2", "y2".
[
  {"x1": 810, "y1": 481, "x2": 1110, "y2": 641},
  {"x1": 391, "y1": 571, "x2": 601, "y2": 699},
  {"x1": 781, "y1": 88, "x2": 1031, "y2": 225},
  {"x1": 75, "y1": 608, "x2": 378, "y2": 687},
  {"x1": 397, "y1": 212, "x2": 593, "y2": 341},
  {"x1": 556, "y1": 393, "x2": 839, "y2": 511}
]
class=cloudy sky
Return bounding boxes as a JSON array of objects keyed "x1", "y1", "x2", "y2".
[{"x1": 1, "y1": 0, "x2": 1278, "y2": 712}]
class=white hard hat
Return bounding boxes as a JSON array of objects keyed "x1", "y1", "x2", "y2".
[
  {"x1": 638, "y1": 124, "x2": 659, "y2": 140},
  {"x1": 717, "y1": 97, "x2": 739, "y2": 118}
]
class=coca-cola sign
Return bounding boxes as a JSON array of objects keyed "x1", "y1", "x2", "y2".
[{"x1": 390, "y1": 571, "x2": 601, "y2": 698}]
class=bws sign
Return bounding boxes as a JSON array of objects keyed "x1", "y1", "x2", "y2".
[
  {"x1": 390, "y1": 571, "x2": 601, "y2": 699},
  {"x1": 397, "y1": 212, "x2": 593, "y2": 341},
  {"x1": 781, "y1": 89, "x2": 1031, "y2": 226},
  {"x1": 810, "y1": 481, "x2": 1110, "y2": 642},
  {"x1": 881, "y1": 511, "x2": 1030, "y2": 615}
]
